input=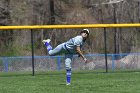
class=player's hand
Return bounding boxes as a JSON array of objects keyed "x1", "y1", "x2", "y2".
[{"x1": 83, "y1": 58, "x2": 88, "y2": 63}]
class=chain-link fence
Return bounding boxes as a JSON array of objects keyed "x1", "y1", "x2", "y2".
[
  {"x1": 0, "y1": 53, "x2": 140, "y2": 73},
  {"x1": 0, "y1": 27, "x2": 139, "y2": 74}
]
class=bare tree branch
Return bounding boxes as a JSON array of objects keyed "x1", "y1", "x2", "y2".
[{"x1": 88, "y1": 0, "x2": 127, "y2": 7}]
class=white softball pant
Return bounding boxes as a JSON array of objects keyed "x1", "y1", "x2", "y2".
[{"x1": 48, "y1": 43, "x2": 73, "y2": 69}]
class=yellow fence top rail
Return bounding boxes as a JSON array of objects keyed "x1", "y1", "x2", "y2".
[{"x1": 0, "y1": 23, "x2": 140, "y2": 30}]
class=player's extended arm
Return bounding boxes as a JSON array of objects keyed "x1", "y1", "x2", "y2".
[{"x1": 76, "y1": 46, "x2": 87, "y2": 63}]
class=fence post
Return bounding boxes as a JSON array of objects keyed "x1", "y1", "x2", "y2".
[
  {"x1": 3, "y1": 57, "x2": 9, "y2": 72},
  {"x1": 104, "y1": 28, "x2": 108, "y2": 73},
  {"x1": 57, "y1": 57, "x2": 61, "y2": 70},
  {"x1": 31, "y1": 29, "x2": 35, "y2": 76}
]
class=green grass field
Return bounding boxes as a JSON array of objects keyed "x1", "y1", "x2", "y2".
[{"x1": 0, "y1": 71, "x2": 140, "y2": 93}]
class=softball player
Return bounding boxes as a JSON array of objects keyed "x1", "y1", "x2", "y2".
[{"x1": 42, "y1": 29, "x2": 89, "y2": 85}]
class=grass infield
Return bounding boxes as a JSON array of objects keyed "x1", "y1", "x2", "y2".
[{"x1": 0, "y1": 71, "x2": 140, "y2": 93}]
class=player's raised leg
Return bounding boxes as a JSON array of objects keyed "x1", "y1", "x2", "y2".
[
  {"x1": 43, "y1": 39, "x2": 66, "y2": 56},
  {"x1": 42, "y1": 39, "x2": 52, "y2": 52}
]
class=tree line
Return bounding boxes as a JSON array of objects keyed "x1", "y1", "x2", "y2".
[{"x1": 0, "y1": 0, "x2": 139, "y2": 56}]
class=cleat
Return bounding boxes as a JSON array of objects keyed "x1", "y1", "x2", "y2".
[
  {"x1": 66, "y1": 83, "x2": 70, "y2": 86},
  {"x1": 42, "y1": 39, "x2": 51, "y2": 44}
]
